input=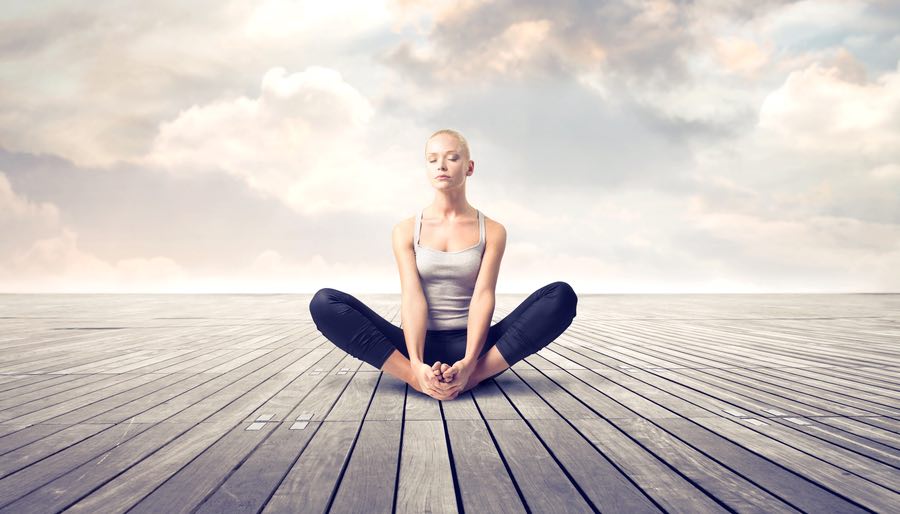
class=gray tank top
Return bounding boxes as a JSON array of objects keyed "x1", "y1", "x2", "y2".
[{"x1": 414, "y1": 209, "x2": 486, "y2": 330}]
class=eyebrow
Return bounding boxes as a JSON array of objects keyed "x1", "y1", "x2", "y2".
[{"x1": 425, "y1": 151, "x2": 460, "y2": 157}]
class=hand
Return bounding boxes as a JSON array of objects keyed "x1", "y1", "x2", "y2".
[
  {"x1": 434, "y1": 360, "x2": 475, "y2": 396},
  {"x1": 411, "y1": 362, "x2": 458, "y2": 400}
]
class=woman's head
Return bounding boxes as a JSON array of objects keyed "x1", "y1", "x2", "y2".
[{"x1": 425, "y1": 129, "x2": 473, "y2": 188}]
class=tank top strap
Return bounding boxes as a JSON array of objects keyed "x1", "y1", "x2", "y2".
[
  {"x1": 478, "y1": 209, "x2": 485, "y2": 244},
  {"x1": 414, "y1": 210, "x2": 423, "y2": 245}
]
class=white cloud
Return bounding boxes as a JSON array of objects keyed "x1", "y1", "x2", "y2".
[
  {"x1": 0, "y1": 172, "x2": 188, "y2": 292},
  {"x1": 759, "y1": 60, "x2": 900, "y2": 155},
  {"x1": 2, "y1": 1, "x2": 899, "y2": 293},
  {"x1": 0, "y1": 1, "x2": 395, "y2": 168},
  {"x1": 146, "y1": 65, "x2": 428, "y2": 216},
  {"x1": 243, "y1": 0, "x2": 390, "y2": 39}
]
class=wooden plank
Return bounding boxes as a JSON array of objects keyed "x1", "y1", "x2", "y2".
[
  {"x1": 325, "y1": 372, "x2": 379, "y2": 422},
  {"x1": 263, "y1": 421, "x2": 361, "y2": 513},
  {"x1": 446, "y1": 419, "x2": 526, "y2": 514},
  {"x1": 536, "y1": 340, "x2": 872, "y2": 512},
  {"x1": 193, "y1": 422, "x2": 320, "y2": 514},
  {"x1": 0, "y1": 422, "x2": 114, "y2": 478},
  {"x1": 0, "y1": 422, "x2": 186, "y2": 512},
  {"x1": 657, "y1": 418, "x2": 871, "y2": 514},
  {"x1": 0, "y1": 373, "x2": 169, "y2": 425},
  {"x1": 0, "y1": 424, "x2": 60, "y2": 455},
  {"x1": 135, "y1": 350, "x2": 377, "y2": 512},
  {"x1": 395, "y1": 419, "x2": 458, "y2": 514},
  {"x1": 471, "y1": 379, "x2": 526, "y2": 420},
  {"x1": 364, "y1": 374, "x2": 407, "y2": 421},
  {"x1": 615, "y1": 418, "x2": 799, "y2": 513},
  {"x1": 1, "y1": 293, "x2": 898, "y2": 514},
  {"x1": 404, "y1": 385, "x2": 442, "y2": 421},
  {"x1": 61, "y1": 421, "x2": 234, "y2": 514},
  {"x1": 696, "y1": 416, "x2": 900, "y2": 513},
  {"x1": 196, "y1": 349, "x2": 370, "y2": 513},
  {"x1": 127, "y1": 421, "x2": 278, "y2": 513},
  {"x1": 547, "y1": 338, "x2": 900, "y2": 509},
  {"x1": 330, "y1": 419, "x2": 402, "y2": 514},
  {"x1": 484, "y1": 418, "x2": 595, "y2": 513},
  {"x1": 46, "y1": 372, "x2": 193, "y2": 425}
]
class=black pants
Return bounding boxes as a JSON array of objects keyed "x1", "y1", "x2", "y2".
[{"x1": 308, "y1": 281, "x2": 577, "y2": 375}]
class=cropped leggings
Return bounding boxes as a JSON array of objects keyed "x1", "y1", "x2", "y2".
[{"x1": 308, "y1": 281, "x2": 578, "y2": 375}]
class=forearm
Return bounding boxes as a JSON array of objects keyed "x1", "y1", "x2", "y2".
[
  {"x1": 463, "y1": 291, "x2": 495, "y2": 363},
  {"x1": 401, "y1": 293, "x2": 428, "y2": 365}
]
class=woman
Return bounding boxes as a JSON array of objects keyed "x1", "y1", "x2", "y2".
[{"x1": 309, "y1": 129, "x2": 577, "y2": 401}]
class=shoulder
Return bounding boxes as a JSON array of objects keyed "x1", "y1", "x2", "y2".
[
  {"x1": 393, "y1": 215, "x2": 415, "y2": 233},
  {"x1": 392, "y1": 216, "x2": 416, "y2": 245},
  {"x1": 482, "y1": 214, "x2": 507, "y2": 246}
]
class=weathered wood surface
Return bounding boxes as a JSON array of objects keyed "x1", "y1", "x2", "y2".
[{"x1": 0, "y1": 293, "x2": 898, "y2": 513}]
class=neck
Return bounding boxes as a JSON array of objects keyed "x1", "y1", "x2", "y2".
[{"x1": 429, "y1": 190, "x2": 473, "y2": 219}]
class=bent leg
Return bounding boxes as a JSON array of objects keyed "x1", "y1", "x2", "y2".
[
  {"x1": 467, "y1": 281, "x2": 578, "y2": 389},
  {"x1": 308, "y1": 288, "x2": 408, "y2": 369}
]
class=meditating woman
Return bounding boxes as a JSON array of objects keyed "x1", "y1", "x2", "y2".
[{"x1": 309, "y1": 129, "x2": 578, "y2": 400}]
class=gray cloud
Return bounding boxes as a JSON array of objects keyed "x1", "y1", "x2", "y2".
[{"x1": 0, "y1": 150, "x2": 397, "y2": 269}]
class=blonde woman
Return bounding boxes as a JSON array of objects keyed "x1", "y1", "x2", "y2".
[{"x1": 310, "y1": 129, "x2": 577, "y2": 400}]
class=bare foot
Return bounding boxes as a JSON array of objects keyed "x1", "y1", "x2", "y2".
[
  {"x1": 441, "y1": 362, "x2": 459, "y2": 383},
  {"x1": 461, "y1": 378, "x2": 480, "y2": 393},
  {"x1": 431, "y1": 361, "x2": 444, "y2": 382}
]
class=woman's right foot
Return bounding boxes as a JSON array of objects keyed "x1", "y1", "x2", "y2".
[{"x1": 431, "y1": 361, "x2": 444, "y2": 382}]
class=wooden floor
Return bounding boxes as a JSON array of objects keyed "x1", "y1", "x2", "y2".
[{"x1": 0, "y1": 293, "x2": 898, "y2": 513}]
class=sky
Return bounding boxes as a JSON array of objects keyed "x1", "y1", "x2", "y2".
[{"x1": 1, "y1": 0, "x2": 898, "y2": 294}]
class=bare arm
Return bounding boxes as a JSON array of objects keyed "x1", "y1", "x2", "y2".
[
  {"x1": 463, "y1": 219, "x2": 507, "y2": 364},
  {"x1": 392, "y1": 220, "x2": 428, "y2": 366}
]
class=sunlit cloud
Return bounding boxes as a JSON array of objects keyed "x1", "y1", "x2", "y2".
[{"x1": 1, "y1": 0, "x2": 898, "y2": 293}]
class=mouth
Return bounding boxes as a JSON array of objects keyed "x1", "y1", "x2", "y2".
[{"x1": 436, "y1": 175, "x2": 450, "y2": 179}]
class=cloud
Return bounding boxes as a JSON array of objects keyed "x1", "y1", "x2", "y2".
[
  {"x1": 759, "y1": 59, "x2": 900, "y2": 155},
  {"x1": 243, "y1": 0, "x2": 390, "y2": 39},
  {"x1": 2, "y1": 1, "x2": 899, "y2": 293},
  {"x1": 0, "y1": 1, "x2": 394, "y2": 168},
  {"x1": 683, "y1": 200, "x2": 900, "y2": 291},
  {"x1": 0, "y1": 171, "x2": 188, "y2": 292},
  {"x1": 0, "y1": 172, "x2": 59, "y2": 226},
  {"x1": 145, "y1": 65, "x2": 429, "y2": 216}
]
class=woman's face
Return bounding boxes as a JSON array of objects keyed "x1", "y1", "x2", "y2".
[{"x1": 425, "y1": 134, "x2": 471, "y2": 188}]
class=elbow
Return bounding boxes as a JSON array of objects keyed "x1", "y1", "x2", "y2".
[
  {"x1": 472, "y1": 289, "x2": 495, "y2": 303},
  {"x1": 402, "y1": 290, "x2": 427, "y2": 308}
]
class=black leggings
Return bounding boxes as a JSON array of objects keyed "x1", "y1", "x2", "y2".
[{"x1": 308, "y1": 281, "x2": 577, "y2": 374}]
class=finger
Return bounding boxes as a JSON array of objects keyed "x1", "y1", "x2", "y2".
[
  {"x1": 437, "y1": 381, "x2": 461, "y2": 393},
  {"x1": 434, "y1": 380, "x2": 454, "y2": 391},
  {"x1": 429, "y1": 389, "x2": 451, "y2": 401}
]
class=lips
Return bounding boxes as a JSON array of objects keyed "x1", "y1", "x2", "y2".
[{"x1": 437, "y1": 175, "x2": 450, "y2": 179}]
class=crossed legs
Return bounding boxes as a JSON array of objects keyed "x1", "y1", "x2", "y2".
[
  {"x1": 380, "y1": 344, "x2": 510, "y2": 394},
  {"x1": 309, "y1": 281, "x2": 577, "y2": 398}
]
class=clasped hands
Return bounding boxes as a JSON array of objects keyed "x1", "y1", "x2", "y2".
[{"x1": 412, "y1": 360, "x2": 474, "y2": 401}]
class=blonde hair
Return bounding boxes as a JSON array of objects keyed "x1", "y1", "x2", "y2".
[{"x1": 426, "y1": 128, "x2": 471, "y2": 160}]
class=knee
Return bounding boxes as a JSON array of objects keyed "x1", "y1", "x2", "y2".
[
  {"x1": 309, "y1": 287, "x2": 342, "y2": 322},
  {"x1": 547, "y1": 281, "x2": 577, "y2": 319}
]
